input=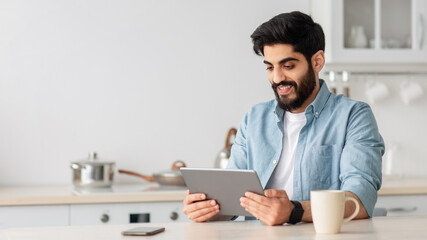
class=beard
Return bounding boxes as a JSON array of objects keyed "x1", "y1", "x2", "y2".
[{"x1": 271, "y1": 66, "x2": 316, "y2": 111}]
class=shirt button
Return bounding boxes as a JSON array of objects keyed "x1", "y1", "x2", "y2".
[{"x1": 273, "y1": 160, "x2": 277, "y2": 164}]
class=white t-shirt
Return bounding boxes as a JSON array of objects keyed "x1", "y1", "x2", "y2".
[{"x1": 266, "y1": 111, "x2": 306, "y2": 200}]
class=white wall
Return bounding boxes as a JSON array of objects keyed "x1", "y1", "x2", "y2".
[{"x1": 0, "y1": 0, "x2": 310, "y2": 186}]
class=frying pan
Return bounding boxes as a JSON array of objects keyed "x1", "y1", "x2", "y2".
[{"x1": 118, "y1": 160, "x2": 186, "y2": 186}]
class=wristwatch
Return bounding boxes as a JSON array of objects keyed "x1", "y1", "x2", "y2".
[{"x1": 287, "y1": 200, "x2": 304, "y2": 224}]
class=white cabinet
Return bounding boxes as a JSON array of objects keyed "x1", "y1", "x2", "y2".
[
  {"x1": 311, "y1": 0, "x2": 427, "y2": 64},
  {"x1": 0, "y1": 202, "x2": 188, "y2": 229},
  {"x1": 70, "y1": 202, "x2": 189, "y2": 226},
  {"x1": 0, "y1": 205, "x2": 69, "y2": 229},
  {"x1": 376, "y1": 194, "x2": 427, "y2": 216}
]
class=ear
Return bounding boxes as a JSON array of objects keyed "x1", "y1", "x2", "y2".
[{"x1": 311, "y1": 50, "x2": 325, "y2": 73}]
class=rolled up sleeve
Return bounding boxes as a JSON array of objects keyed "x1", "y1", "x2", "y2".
[{"x1": 340, "y1": 102, "x2": 384, "y2": 217}]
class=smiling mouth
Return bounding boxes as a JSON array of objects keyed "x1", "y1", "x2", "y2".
[{"x1": 277, "y1": 85, "x2": 293, "y2": 95}]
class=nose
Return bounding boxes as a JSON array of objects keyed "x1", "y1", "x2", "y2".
[{"x1": 272, "y1": 68, "x2": 285, "y2": 84}]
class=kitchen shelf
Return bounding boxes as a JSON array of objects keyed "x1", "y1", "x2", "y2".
[
  {"x1": 322, "y1": 62, "x2": 427, "y2": 74},
  {"x1": 311, "y1": 0, "x2": 427, "y2": 64}
]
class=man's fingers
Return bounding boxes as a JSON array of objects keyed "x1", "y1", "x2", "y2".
[
  {"x1": 183, "y1": 193, "x2": 206, "y2": 205},
  {"x1": 243, "y1": 192, "x2": 270, "y2": 207},
  {"x1": 186, "y1": 200, "x2": 217, "y2": 213},
  {"x1": 241, "y1": 189, "x2": 293, "y2": 226},
  {"x1": 264, "y1": 189, "x2": 288, "y2": 198},
  {"x1": 189, "y1": 205, "x2": 220, "y2": 222},
  {"x1": 240, "y1": 196, "x2": 270, "y2": 213},
  {"x1": 241, "y1": 202, "x2": 272, "y2": 225},
  {"x1": 183, "y1": 197, "x2": 219, "y2": 223},
  {"x1": 242, "y1": 200, "x2": 263, "y2": 217}
]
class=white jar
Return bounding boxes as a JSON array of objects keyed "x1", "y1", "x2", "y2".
[{"x1": 349, "y1": 25, "x2": 368, "y2": 48}]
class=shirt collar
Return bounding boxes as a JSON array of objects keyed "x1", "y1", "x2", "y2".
[
  {"x1": 273, "y1": 79, "x2": 331, "y2": 120},
  {"x1": 307, "y1": 79, "x2": 331, "y2": 118},
  {"x1": 273, "y1": 99, "x2": 284, "y2": 122}
]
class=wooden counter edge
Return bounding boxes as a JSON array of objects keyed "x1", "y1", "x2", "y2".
[
  {"x1": 0, "y1": 191, "x2": 187, "y2": 206},
  {"x1": 378, "y1": 187, "x2": 427, "y2": 196}
]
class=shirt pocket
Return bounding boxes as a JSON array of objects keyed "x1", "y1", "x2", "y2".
[{"x1": 306, "y1": 144, "x2": 341, "y2": 190}]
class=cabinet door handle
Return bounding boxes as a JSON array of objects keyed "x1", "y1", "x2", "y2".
[
  {"x1": 169, "y1": 211, "x2": 179, "y2": 221},
  {"x1": 419, "y1": 14, "x2": 424, "y2": 50},
  {"x1": 387, "y1": 207, "x2": 417, "y2": 213},
  {"x1": 100, "y1": 214, "x2": 110, "y2": 223}
]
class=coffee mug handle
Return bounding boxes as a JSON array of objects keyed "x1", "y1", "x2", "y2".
[{"x1": 343, "y1": 196, "x2": 360, "y2": 223}]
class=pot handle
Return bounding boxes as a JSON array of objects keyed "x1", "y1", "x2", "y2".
[
  {"x1": 118, "y1": 169, "x2": 155, "y2": 182},
  {"x1": 171, "y1": 160, "x2": 186, "y2": 170},
  {"x1": 225, "y1": 128, "x2": 237, "y2": 149}
]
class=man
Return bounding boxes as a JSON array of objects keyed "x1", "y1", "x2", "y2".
[{"x1": 183, "y1": 11, "x2": 384, "y2": 226}]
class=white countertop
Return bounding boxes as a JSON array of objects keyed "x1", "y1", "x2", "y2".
[
  {"x1": 1, "y1": 177, "x2": 426, "y2": 206},
  {"x1": 0, "y1": 183, "x2": 187, "y2": 206},
  {"x1": 378, "y1": 176, "x2": 427, "y2": 195},
  {"x1": 1, "y1": 215, "x2": 426, "y2": 240}
]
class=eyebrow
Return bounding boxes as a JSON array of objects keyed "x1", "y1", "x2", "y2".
[{"x1": 263, "y1": 57, "x2": 299, "y2": 65}]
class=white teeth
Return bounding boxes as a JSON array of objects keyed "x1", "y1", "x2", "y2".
[{"x1": 279, "y1": 86, "x2": 291, "y2": 90}]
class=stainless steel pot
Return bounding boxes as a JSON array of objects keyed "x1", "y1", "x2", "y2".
[{"x1": 71, "y1": 152, "x2": 115, "y2": 188}]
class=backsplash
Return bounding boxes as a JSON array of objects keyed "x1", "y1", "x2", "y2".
[
  {"x1": 320, "y1": 72, "x2": 427, "y2": 178},
  {"x1": 0, "y1": 0, "x2": 310, "y2": 186}
]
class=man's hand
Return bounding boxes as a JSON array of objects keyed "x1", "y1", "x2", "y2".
[
  {"x1": 240, "y1": 189, "x2": 294, "y2": 226},
  {"x1": 182, "y1": 190, "x2": 220, "y2": 222}
]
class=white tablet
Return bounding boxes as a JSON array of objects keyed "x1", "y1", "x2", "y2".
[{"x1": 180, "y1": 168, "x2": 264, "y2": 217}]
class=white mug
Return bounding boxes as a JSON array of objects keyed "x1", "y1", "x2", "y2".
[
  {"x1": 311, "y1": 190, "x2": 360, "y2": 234},
  {"x1": 365, "y1": 81, "x2": 389, "y2": 104},
  {"x1": 400, "y1": 81, "x2": 424, "y2": 105}
]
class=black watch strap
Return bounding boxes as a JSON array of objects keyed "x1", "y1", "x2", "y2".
[{"x1": 288, "y1": 200, "x2": 304, "y2": 224}]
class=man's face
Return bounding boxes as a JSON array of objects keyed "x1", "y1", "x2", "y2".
[{"x1": 263, "y1": 44, "x2": 317, "y2": 113}]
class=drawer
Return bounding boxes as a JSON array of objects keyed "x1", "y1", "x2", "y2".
[
  {"x1": 0, "y1": 205, "x2": 69, "y2": 229},
  {"x1": 376, "y1": 195, "x2": 427, "y2": 216},
  {"x1": 70, "y1": 202, "x2": 189, "y2": 225}
]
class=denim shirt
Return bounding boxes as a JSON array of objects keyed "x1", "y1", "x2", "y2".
[{"x1": 227, "y1": 79, "x2": 384, "y2": 217}]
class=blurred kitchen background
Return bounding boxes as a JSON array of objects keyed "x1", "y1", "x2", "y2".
[{"x1": 0, "y1": 0, "x2": 426, "y2": 186}]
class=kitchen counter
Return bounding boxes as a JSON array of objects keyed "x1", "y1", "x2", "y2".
[
  {"x1": 1, "y1": 215, "x2": 427, "y2": 240},
  {"x1": 378, "y1": 177, "x2": 427, "y2": 195},
  {"x1": 0, "y1": 183, "x2": 187, "y2": 206},
  {"x1": 1, "y1": 177, "x2": 426, "y2": 206}
]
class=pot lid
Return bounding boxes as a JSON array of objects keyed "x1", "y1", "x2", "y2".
[{"x1": 71, "y1": 152, "x2": 115, "y2": 165}]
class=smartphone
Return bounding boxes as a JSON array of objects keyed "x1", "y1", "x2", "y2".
[{"x1": 121, "y1": 227, "x2": 165, "y2": 236}]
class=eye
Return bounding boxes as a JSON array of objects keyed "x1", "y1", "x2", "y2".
[
  {"x1": 283, "y1": 65, "x2": 294, "y2": 70},
  {"x1": 266, "y1": 66, "x2": 273, "y2": 71}
]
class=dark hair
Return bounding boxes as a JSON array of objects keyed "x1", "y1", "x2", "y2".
[{"x1": 250, "y1": 11, "x2": 325, "y2": 63}]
